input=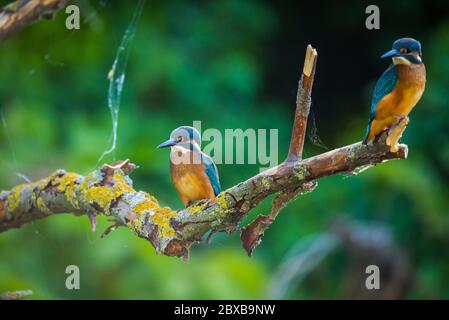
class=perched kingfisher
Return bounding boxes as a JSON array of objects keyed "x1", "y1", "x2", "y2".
[
  {"x1": 363, "y1": 38, "x2": 426, "y2": 144},
  {"x1": 157, "y1": 126, "x2": 221, "y2": 206}
]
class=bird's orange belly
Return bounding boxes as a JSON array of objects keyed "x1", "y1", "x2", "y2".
[
  {"x1": 377, "y1": 85, "x2": 424, "y2": 119},
  {"x1": 176, "y1": 173, "x2": 210, "y2": 199},
  {"x1": 170, "y1": 163, "x2": 215, "y2": 205},
  {"x1": 367, "y1": 83, "x2": 424, "y2": 142},
  {"x1": 395, "y1": 86, "x2": 423, "y2": 116}
]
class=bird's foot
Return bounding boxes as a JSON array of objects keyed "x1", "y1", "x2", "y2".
[
  {"x1": 386, "y1": 116, "x2": 410, "y2": 152},
  {"x1": 392, "y1": 114, "x2": 406, "y2": 121},
  {"x1": 373, "y1": 130, "x2": 388, "y2": 144}
]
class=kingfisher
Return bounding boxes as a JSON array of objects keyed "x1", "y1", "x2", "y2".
[
  {"x1": 157, "y1": 126, "x2": 221, "y2": 206},
  {"x1": 363, "y1": 38, "x2": 426, "y2": 145}
]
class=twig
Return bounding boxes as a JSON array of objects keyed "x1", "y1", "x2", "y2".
[
  {"x1": 0, "y1": 0, "x2": 67, "y2": 43},
  {"x1": 241, "y1": 45, "x2": 318, "y2": 256},
  {"x1": 287, "y1": 45, "x2": 317, "y2": 162}
]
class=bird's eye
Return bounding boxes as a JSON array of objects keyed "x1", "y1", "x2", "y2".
[{"x1": 177, "y1": 136, "x2": 182, "y2": 142}]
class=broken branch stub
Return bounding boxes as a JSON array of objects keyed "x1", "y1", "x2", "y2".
[{"x1": 241, "y1": 45, "x2": 318, "y2": 256}]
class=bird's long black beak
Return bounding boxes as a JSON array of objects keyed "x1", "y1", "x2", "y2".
[
  {"x1": 381, "y1": 48, "x2": 400, "y2": 59},
  {"x1": 157, "y1": 138, "x2": 177, "y2": 149}
]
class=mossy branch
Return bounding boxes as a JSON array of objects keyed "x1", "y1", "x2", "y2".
[
  {"x1": 0, "y1": 140, "x2": 407, "y2": 259},
  {"x1": 0, "y1": 0, "x2": 67, "y2": 43},
  {"x1": 0, "y1": 45, "x2": 408, "y2": 259}
]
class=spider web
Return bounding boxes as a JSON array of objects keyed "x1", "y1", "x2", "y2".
[
  {"x1": 97, "y1": 0, "x2": 145, "y2": 164},
  {"x1": 307, "y1": 109, "x2": 328, "y2": 150}
]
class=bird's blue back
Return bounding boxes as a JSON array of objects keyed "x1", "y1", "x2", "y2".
[
  {"x1": 364, "y1": 65, "x2": 398, "y2": 141},
  {"x1": 202, "y1": 154, "x2": 221, "y2": 196}
]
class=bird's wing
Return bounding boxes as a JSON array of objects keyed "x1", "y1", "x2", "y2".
[
  {"x1": 202, "y1": 154, "x2": 221, "y2": 196},
  {"x1": 370, "y1": 64, "x2": 398, "y2": 114},
  {"x1": 363, "y1": 65, "x2": 398, "y2": 142}
]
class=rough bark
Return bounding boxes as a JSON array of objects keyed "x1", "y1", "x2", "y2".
[
  {"x1": 0, "y1": 45, "x2": 409, "y2": 259},
  {"x1": 0, "y1": 0, "x2": 67, "y2": 43},
  {"x1": 287, "y1": 45, "x2": 317, "y2": 162},
  {"x1": 0, "y1": 140, "x2": 407, "y2": 259}
]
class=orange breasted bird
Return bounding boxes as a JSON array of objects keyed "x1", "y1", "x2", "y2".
[
  {"x1": 157, "y1": 126, "x2": 221, "y2": 206},
  {"x1": 363, "y1": 38, "x2": 426, "y2": 144}
]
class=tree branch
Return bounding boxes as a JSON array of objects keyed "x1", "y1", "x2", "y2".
[
  {"x1": 0, "y1": 45, "x2": 408, "y2": 259},
  {"x1": 0, "y1": 140, "x2": 407, "y2": 259},
  {"x1": 287, "y1": 44, "x2": 317, "y2": 162},
  {"x1": 0, "y1": 0, "x2": 67, "y2": 43}
]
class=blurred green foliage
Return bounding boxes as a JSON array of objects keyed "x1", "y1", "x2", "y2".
[{"x1": 0, "y1": 0, "x2": 448, "y2": 299}]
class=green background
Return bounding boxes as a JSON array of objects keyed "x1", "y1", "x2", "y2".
[{"x1": 0, "y1": 0, "x2": 448, "y2": 299}]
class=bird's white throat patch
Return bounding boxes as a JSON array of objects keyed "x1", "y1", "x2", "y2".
[
  {"x1": 170, "y1": 145, "x2": 202, "y2": 165},
  {"x1": 393, "y1": 56, "x2": 411, "y2": 65}
]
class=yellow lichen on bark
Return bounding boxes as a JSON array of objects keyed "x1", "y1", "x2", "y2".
[
  {"x1": 150, "y1": 207, "x2": 176, "y2": 238},
  {"x1": 79, "y1": 170, "x2": 134, "y2": 214},
  {"x1": 83, "y1": 185, "x2": 114, "y2": 211},
  {"x1": 53, "y1": 172, "x2": 81, "y2": 209},
  {"x1": 127, "y1": 205, "x2": 177, "y2": 240},
  {"x1": 6, "y1": 184, "x2": 26, "y2": 212},
  {"x1": 260, "y1": 177, "x2": 272, "y2": 190},
  {"x1": 187, "y1": 200, "x2": 210, "y2": 214},
  {"x1": 112, "y1": 172, "x2": 134, "y2": 196},
  {"x1": 214, "y1": 193, "x2": 229, "y2": 212},
  {"x1": 36, "y1": 197, "x2": 51, "y2": 214},
  {"x1": 133, "y1": 200, "x2": 158, "y2": 214}
]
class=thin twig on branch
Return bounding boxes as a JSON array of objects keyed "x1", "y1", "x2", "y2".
[
  {"x1": 0, "y1": 45, "x2": 408, "y2": 260},
  {"x1": 287, "y1": 45, "x2": 317, "y2": 162},
  {"x1": 0, "y1": 0, "x2": 67, "y2": 43},
  {"x1": 241, "y1": 45, "x2": 318, "y2": 255}
]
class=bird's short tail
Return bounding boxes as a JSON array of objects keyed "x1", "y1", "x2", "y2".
[
  {"x1": 362, "y1": 123, "x2": 372, "y2": 145},
  {"x1": 362, "y1": 113, "x2": 376, "y2": 144}
]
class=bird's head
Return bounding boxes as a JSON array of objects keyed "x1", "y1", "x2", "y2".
[
  {"x1": 381, "y1": 38, "x2": 423, "y2": 65},
  {"x1": 157, "y1": 126, "x2": 201, "y2": 150}
]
